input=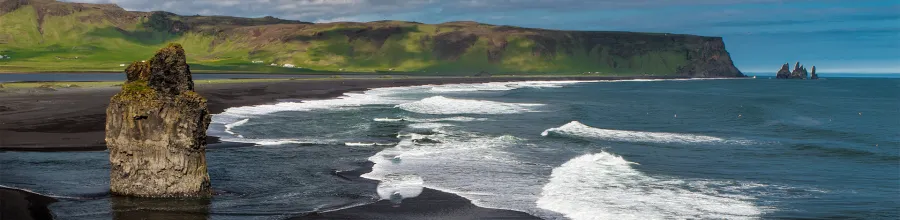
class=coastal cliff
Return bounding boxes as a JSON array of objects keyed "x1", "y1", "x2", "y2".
[
  {"x1": 0, "y1": 0, "x2": 742, "y2": 77},
  {"x1": 105, "y1": 43, "x2": 211, "y2": 197}
]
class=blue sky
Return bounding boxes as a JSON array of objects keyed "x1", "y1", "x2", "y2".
[{"x1": 71, "y1": 0, "x2": 900, "y2": 74}]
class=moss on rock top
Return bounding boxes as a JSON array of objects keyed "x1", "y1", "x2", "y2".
[{"x1": 116, "y1": 43, "x2": 203, "y2": 103}]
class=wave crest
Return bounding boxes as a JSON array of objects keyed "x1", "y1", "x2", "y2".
[
  {"x1": 537, "y1": 152, "x2": 762, "y2": 220},
  {"x1": 542, "y1": 121, "x2": 726, "y2": 144},
  {"x1": 396, "y1": 96, "x2": 543, "y2": 115},
  {"x1": 223, "y1": 118, "x2": 250, "y2": 137},
  {"x1": 376, "y1": 174, "x2": 425, "y2": 203}
]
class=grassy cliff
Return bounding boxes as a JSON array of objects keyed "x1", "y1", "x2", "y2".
[{"x1": 0, "y1": 0, "x2": 743, "y2": 76}]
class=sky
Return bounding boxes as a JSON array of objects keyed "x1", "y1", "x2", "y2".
[{"x1": 66, "y1": 0, "x2": 900, "y2": 74}]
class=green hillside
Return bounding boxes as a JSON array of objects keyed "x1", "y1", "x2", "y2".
[{"x1": 0, "y1": 0, "x2": 743, "y2": 76}]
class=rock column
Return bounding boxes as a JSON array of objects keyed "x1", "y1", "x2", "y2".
[{"x1": 106, "y1": 43, "x2": 211, "y2": 197}]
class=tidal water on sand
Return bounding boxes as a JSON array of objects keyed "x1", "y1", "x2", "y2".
[{"x1": 2, "y1": 78, "x2": 898, "y2": 219}]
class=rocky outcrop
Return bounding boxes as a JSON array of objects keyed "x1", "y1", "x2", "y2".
[
  {"x1": 674, "y1": 37, "x2": 744, "y2": 77},
  {"x1": 791, "y1": 62, "x2": 808, "y2": 79},
  {"x1": 810, "y1": 66, "x2": 818, "y2": 79},
  {"x1": 776, "y1": 63, "x2": 792, "y2": 79},
  {"x1": 106, "y1": 43, "x2": 211, "y2": 197},
  {"x1": 776, "y1": 62, "x2": 815, "y2": 79}
]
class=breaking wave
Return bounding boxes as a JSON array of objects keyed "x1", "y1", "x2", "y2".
[
  {"x1": 344, "y1": 142, "x2": 396, "y2": 147},
  {"x1": 375, "y1": 116, "x2": 489, "y2": 123},
  {"x1": 536, "y1": 152, "x2": 762, "y2": 220},
  {"x1": 542, "y1": 121, "x2": 728, "y2": 144},
  {"x1": 362, "y1": 123, "x2": 560, "y2": 218},
  {"x1": 375, "y1": 174, "x2": 425, "y2": 203},
  {"x1": 224, "y1": 118, "x2": 250, "y2": 137},
  {"x1": 396, "y1": 96, "x2": 543, "y2": 115},
  {"x1": 428, "y1": 81, "x2": 599, "y2": 92}
]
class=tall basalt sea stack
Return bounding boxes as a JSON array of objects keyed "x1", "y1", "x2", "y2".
[
  {"x1": 106, "y1": 43, "x2": 211, "y2": 197},
  {"x1": 810, "y1": 66, "x2": 819, "y2": 79}
]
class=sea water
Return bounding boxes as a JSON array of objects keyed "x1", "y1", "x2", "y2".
[{"x1": 2, "y1": 78, "x2": 898, "y2": 219}]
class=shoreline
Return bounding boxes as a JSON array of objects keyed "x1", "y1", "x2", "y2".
[
  {"x1": 295, "y1": 162, "x2": 541, "y2": 219},
  {"x1": 0, "y1": 75, "x2": 701, "y2": 151},
  {"x1": 0, "y1": 75, "x2": 710, "y2": 219},
  {"x1": 0, "y1": 160, "x2": 540, "y2": 220},
  {"x1": 0, "y1": 186, "x2": 59, "y2": 220},
  {"x1": 1, "y1": 75, "x2": 736, "y2": 219}
]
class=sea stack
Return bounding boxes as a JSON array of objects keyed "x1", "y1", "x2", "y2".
[
  {"x1": 790, "y1": 62, "x2": 809, "y2": 79},
  {"x1": 776, "y1": 62, "x2": 815, "y2": 79},
  {"x1": 106, "y1": 43, "x2": 211, "y2": 197},
  {"x1": 776, "y1": 63, "x2": 791, "y2": 79},
  {"x1": 810, "y1": 66, "x2": 819, "y2": 79}
]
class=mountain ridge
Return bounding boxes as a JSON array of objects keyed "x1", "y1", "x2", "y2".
[{"x1": 0, "y1": 0, "x2": 743, "y2": 76}]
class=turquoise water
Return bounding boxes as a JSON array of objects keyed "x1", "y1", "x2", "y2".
[{"x1": 2, "y1": 78, "x2": 898, "y2": 219}]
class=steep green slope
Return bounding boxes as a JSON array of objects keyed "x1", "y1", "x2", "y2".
[{"x1": 0, "y1": 0, "x2": 743, "y2": 76}]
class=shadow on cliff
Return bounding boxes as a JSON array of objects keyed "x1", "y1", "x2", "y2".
[{"x1": 110, "y1": 196, "x2": 210, "y2": 220}]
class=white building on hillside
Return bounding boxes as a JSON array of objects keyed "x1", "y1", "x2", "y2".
[
  {"x1": 283, "y1": 64, "x2": 295, "y2": 68},
  {"x1": 252, "y1": 60, "x2": 264, "y2": 64}
]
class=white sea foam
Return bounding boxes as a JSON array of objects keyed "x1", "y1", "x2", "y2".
[
  {"x1": 427, "y1": 80, "x2": 598, "y2": 93},
  {"x1": 211, "y1": 80, "x2": 596, "y2": 135},
  {"x1": 211, "y1": 86, "x2": 418, "y2": 125},
  {"x1": 536, "y1": 152, "x2": 762, "y2": 220},
  {"x1": 375, "y1": 174, "x2": 425, "y2": 203},
  {"x1": 406, "y1": 122, "x2": 454, "y2": 130},
  {"x1": 344, "y1": 142, "x2": 396, "y2": 147},
  {"x1": 363, "y1": 124, "x2": 562, "y2": 218},
  {"x1": 542, "y1": 121, "x2": 727, "y2": 144},
  {"x1": 425, "y1": 116, "x2": 489, "y2": 122},
  {"x1": 253, "y1": 139, "x2": 322, "y2": 146},
  {"x1": 219, "y1": 90, "x2": 407, "y2": 117},
  {"x1": 396, "y1": 96, "x2": 543, "y2": 115},
  {"x1": 223, "y1": 118, "x2": 250, "y2": 137},
  {"x1": 428, "y1": 81, "x2": 591, "y2": 92},
  {"x1": 373, "y1": 118, "x2": 405, "y2": 122},
  {"x1": 429, "y1": 83, "x2": 519, "y2": 92},
  {"x1": 599, "y1": 78, "x2": 741, "y2": 83},
  {"x1": 374, "y1": 116, "x2": 490, "y2": 123}
]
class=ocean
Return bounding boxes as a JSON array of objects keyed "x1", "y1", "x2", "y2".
[{"x1": 2, "y1": 77, "x2": 898, "y2": 219}]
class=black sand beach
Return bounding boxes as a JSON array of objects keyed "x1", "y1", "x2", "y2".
[
  {"x1": 0, "y1": 75, "x2": 688, "y2": 219},
  {"x1": 0, "y1": 76, "x2": 687, "y2": 151}
]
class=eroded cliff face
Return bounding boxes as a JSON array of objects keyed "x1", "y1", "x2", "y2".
[
  {"x1": 106, "y1": 43, "x2": 211, "y2": 197},
  {"x1": 674, "y1": 37, "x2": 743, "y2": 77},
  {"x1": 2, "y1": 0, "x2": 745, "y2": 76}
]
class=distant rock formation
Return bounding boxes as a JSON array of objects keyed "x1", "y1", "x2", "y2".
[
  {"x1": 776, "y1": 62, "x2": 815, "y2": 79},
  {"x1": 106, "y1": 43, "x2": 211, "y2": 197},
  {"x1": 810, "y1": 66, "x2": 818, "y2": 79},
  {"x1": 776, "y1": 63, "x2": 791, "y2": 79}
]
